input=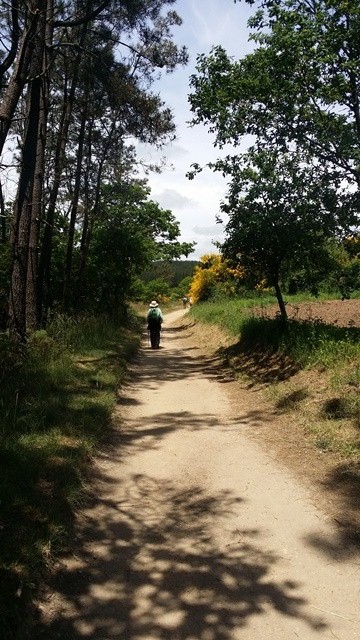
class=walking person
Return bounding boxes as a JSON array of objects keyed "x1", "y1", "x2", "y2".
[{"x1": 146, "y1": 300, "x2": 163, "y2": 349}]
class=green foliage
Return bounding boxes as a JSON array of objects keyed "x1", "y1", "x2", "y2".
[
  {"x1": 191, "y1": 298, "x2": 360, "y2": 369},
  {"x1": 141, "y1": 277, "x2": 172, "y2": 303},
  {"x1": 73, "y1": 181, "x2": 195, "y2": 315},
  {"x1": 188, "y1": 1, "x2": 360, "y2": 314},
  {"x1": 174, "y1": 275, "x2": 193, "y2": 298},
  {"x1": 141, "y1": 260, "x2": 198, "y2": 286},
  {"x1": 3, "y1": 0, "x2": 192, "y2": 340},
  {"x1": 0, "y1": 314, "x2": 141, "y2": 638},
  {"x1": 221, "y1": 151, "x2": 345, "y2": 297},
  {"x1": 189, "y1": 296, "x2": 272, "y2": 334},
  {"x1": 191, "y1": 1, "x2": 360, "y2": 185}
]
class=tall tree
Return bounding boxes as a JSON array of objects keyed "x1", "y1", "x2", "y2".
[
  {"x1": 83, "y1": 180, "x2": 194, "y2": 316},
  {"x1": 220, "y1": 149, "x2": 354, "y2": 318},
  {"x1": 190, "y1": 1, "x2": 360, "y2": 184},
  {"x1": 4, "y1": 0, "x2": 188, "y2": 340},
  {"x1": 188, "y1": 0, "x2": 360, "y2": 312},
  {"x1": 8, "y1": 0, "x2": 48, "y2": 341}
]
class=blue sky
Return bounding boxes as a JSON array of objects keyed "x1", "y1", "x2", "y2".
[{"x1": 138, "y1": 0, "x2": 255, "y2": 259}]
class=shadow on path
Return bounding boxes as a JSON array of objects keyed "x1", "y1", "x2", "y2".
[
  {"x1": 32, "y1": 314, "x2": 333, "y2": 638},
  {"x1": 34, "y1": 474, "x2": 326, "y2": 639}
]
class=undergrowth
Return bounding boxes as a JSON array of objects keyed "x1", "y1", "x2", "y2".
[{"x1": 0, "y1": 313, "x2": 142, "y2": 640}]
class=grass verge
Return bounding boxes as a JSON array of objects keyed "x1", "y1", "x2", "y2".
[
  {"x1": 0, "y1": 313, "x2": 142, "y2": 640},
  {"x1": 190, "y1": 299, "x2": 360, "y2": 465}
]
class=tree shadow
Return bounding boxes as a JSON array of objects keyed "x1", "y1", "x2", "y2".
[
  {"x1": 217, "y1": 343, "x2": 300, "y2": 386},
  {"x1": 133, "y1": 344, "x2": 224, "y2": 385},
  {"x1": 275, "y1": 388, "x2": 309, "y2": 410},
  {"x1": 164, "y1": 320, "x2": 197, "y2": 333},
  {"x1": 27, "y1": 314, "x2": 355, "y2": 638},
  {"x1": 213, "y1": 315, "x2": 360, "y2": 388},
  {"x1": 33, "y1": 474, "x2": 327, "y2": 639},
  {"x1": 303, "y1": 462, "x2": 360, "y2": 559}
]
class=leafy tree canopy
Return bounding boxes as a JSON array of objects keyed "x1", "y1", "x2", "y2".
[
  {"x1": 192, "y1": 0, "x2": 360, "y2": 183},
  {"x1": 82, "y1": 180, "x2": 195, "y2": 314},
  {"x1": 188, "y1": 0, "x2": 360, "y2": 317}
]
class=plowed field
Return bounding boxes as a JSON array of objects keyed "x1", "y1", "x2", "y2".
[{"x1": 256, "y1": 298, "x2": 360, "y2": 327}]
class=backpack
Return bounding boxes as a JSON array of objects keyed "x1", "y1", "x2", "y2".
[{"x1": 148, "y1": 308, "x2": 160, "y2": 327}]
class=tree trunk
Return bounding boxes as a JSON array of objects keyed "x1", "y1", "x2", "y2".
[
  {"x1": 76, "y1": 118, "x2": 93, "y2": 305},
  {"x1": 0, "y1": 182, "x2": 6, "y2": 242},
  {"x1": 8, "y1": 1, "x2": 46, "y2": 342},
  {"x1": 37, "y1": 70, "x2": 72, "y2": 324},
  {"x1": 26, "y1": 0, "x2": 53, "y2": 332},
  {"x1": 62, "y1": 108, "x2": 87, "y2": 311},
  {"x1": 38, "y1": 19, "x2": 89, "y2": 324},
  {"x1": 274, "y1": 279, "x2": 287, "y2": 322},
  {"x1": 26, "y1": 72, "x2": 49, "y2": 332},
  {"x1": 0, "y1": 6, "x2": 41, "y2": 154},
  {"x1": 76, "y1": 121, "x2": 112, "y2": 301}
]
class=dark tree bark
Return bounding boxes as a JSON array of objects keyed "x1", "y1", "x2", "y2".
[
  {"x1": 26, "y1": 0, "x2": 53, "y2": 332},
  {"x1": 8, "y1": 1, "x2": 47, "y2": 342},
  {"x1": 0, "y1": 0, "x2": 20, "y2": 80},
  {"x1": 26, "y1": 75, "x2": 50, "y2": 331},
  {"x1": 0, "y1": 3, "x2": 41, "y2": 154},
  {"x1": 38, "y1": 18, "x2": 90, "y2": 324},
  {"x1": 274, "y1": 279, "x2": 287, "y2": 321},
  {"x1": 63, "y1": 106, "x2": 87, "y2": 310},
  {"x1": 0, "y1": 182, "x2": 6, "y2": 242}
]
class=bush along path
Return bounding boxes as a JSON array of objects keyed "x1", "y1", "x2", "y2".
[
  {"x1": 0, "y1": 314, "x2": 142, "y2": 640},
  {"x1": 33, "y1": 309, "x2": 360, "y2": 640}
]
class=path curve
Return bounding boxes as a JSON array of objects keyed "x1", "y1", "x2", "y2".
[{"x1": 37, "y1": 309, "x2": 360, "y2": 640}]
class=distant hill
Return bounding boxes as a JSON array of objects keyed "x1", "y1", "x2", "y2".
[{"x1": 141, "y1": 261, "x2": 199, "y2": 286}]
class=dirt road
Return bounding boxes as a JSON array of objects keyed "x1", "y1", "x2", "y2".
[{"x1": 37, "y1": 309, "x2": 360, "y2": 640}]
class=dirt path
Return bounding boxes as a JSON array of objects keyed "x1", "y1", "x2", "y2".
[{"x1": 36, "y1": 309, "x2": 360, "y2": 640}]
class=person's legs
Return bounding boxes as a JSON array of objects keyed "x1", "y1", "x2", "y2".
[{"x1": 149, "y1": 321, "x2": 161, "y2": 348}]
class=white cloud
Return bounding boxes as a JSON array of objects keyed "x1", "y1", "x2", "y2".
[
  {"x1": 154, "y1": 188, "x2": 195, "y2": 209},
  {"x1": 189, "y1": 1, "x2": 233, "y2": 48},
  {"x1": 137, "y1": 141, "x2": 189, "y2": 163},
  {"x1": 192, "y1": 224, "x2": 222, "y2": 236},
  {"x1": 141, "y1": 0, "x2": 255, "y2": 258}
]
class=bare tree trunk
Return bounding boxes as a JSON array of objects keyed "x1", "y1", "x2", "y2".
[
  {"x1": 274, "y1": 280, "x2": 287, "y2": 322},
  {"x1": 26, "y1": 75, "x2": 49, "y2": 332},
  {"x1": 8, "y1": 1, "x2": 46, "y2": 342},
  {"x1": 63, "y1": 108, "x2": 87, "y2": 311},
  {"x1": 0, "y1": 182, "x2": 6, "y2": 242},
  {"x1": 37, "y1": 71, "x2": 72, "y2": 324},
  {"x1": 26, "y1": 0, "x2": 52, "y2": 332},
  {"x1": 76, "y1": 121, "x2": 114, "y2": 300},
  {"x1": 38, "y1": 19, "x2": 90, "y2": 324}
]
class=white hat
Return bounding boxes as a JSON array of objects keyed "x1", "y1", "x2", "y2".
[{"x1": 149, "y1": 300, "x2": 158, "y2": 307}]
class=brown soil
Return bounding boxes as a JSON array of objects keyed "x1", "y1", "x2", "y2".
[{"x1": 253, "y1": 297, "x2": 360, "y2": 327}]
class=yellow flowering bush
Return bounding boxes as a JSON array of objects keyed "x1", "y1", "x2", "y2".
[{"x1": 189, "y1": 253, "x2": 245, "y2": 302}]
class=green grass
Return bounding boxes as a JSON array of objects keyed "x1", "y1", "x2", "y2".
[
  {"x1": 190, "y1": 297, "x2": 360, "y2": 369},
  {"x1": 0, "y1": 313, "x2": 142, "y2": 639}
]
